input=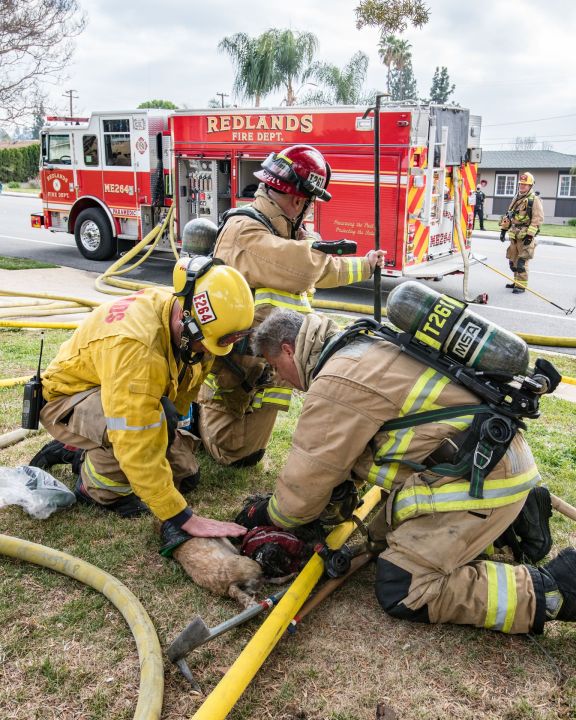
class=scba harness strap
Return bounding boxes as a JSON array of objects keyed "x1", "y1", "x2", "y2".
[{"x1": 313, "y1": 317, "x2": 555, "y2": 499}]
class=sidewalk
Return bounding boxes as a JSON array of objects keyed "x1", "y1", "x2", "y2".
[
  {"x1": 472, "y1": 229, "x2": 576, "y2": 250},
  {"x1": 0, "y1": 266, "x2": 109, "y2": 324}
]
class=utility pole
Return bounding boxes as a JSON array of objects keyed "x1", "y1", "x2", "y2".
[
  {"x1": 63, "y1": 89, "x2": 79, "y2": 118},
  {"x1": 216, "y1": 92, "x2": 228, "y2": 108}
]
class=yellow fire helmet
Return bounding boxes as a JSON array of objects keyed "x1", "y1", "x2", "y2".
[
  {"x1": 173, "y1": 255, "x2": 254, "y2": 357},
  {"x1": 518, "y1": 171, "x2": 535, "y2": 187}
]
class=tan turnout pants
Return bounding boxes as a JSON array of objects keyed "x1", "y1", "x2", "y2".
[
  {"x1": 373, "y1": 496, "x2": 538, "y2": 633},
  {"x1": 199, "y1": 401, "x2": 278, "y2": 466},
  {"x1": 40, "y1": 389, "x2": 199, "y2": 504}
]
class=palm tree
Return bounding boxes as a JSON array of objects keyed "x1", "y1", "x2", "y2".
[
  {"x1": 378, "y1": 35, "x2": 412, "y2": 94},
  {"x1": 304, "y1": 51, "x2": 370, "y2": 105},
  {"x1": 264, "y1": 29, "x2": 319, "y2": 106},
  {"x1": 218, "y1": 32, "x2": 277, "y2": 107}
]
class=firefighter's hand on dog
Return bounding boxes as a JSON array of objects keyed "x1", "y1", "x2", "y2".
[
  {"x1": 182, "y1": 514, "x2": 248, "y2": 538},
  {"x1": 366, "y1": 249, "x2": 386, "y2": 271}
]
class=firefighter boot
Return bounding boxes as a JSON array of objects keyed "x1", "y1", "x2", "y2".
[
  {"x1": 30, "y1": 439, "x2": 84, "y2": 475},
  {"x1": 541, "y1": 548, "x2": 576, "y2": 622},
  {"x1": 74, "y1": 478, "x2": 149, "y2": 519}
]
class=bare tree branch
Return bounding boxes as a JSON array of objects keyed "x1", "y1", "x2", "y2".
[{"x1": 0, "y1": 0, "x2": 86, "y2": 122}]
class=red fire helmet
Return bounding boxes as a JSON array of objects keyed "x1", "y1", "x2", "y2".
[{"x1": 254, "y1": 145, "x2": 332, "y2": 201}]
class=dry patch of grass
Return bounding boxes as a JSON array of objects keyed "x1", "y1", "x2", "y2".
[{"x1": 0, "y1": 328, "x2": 575, "y2": 719}]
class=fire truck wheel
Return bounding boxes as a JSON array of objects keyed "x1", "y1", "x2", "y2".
[{"x1": 74, "y1": 208, "x2": 115, "y2": 261}]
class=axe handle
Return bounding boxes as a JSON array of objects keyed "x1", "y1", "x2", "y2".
[
  {"x1": 290, "y1": 551, "x2": 374, "y2": 627},
  {"x1": 551, "y1": 493, "x2": 576, "y2": 522}
]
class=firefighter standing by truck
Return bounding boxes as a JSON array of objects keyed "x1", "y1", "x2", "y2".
[
  {"x1": 29, "y1": 258, "x2": 252, "y2": 540},
  {"x1": 198, "y1": 144, "x2": 385, "y2": 467},
  {"x1": 237, "y1": 308, "x2": 576, "y2": 635},
  {"x1": 499, "y1": 171, "x2": 544, "y2": 294}
]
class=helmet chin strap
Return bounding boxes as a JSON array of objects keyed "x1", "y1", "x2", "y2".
[
  {"x1": 179, "y1": 302, "x2": 205, "y2": 377},
  {"x1": 292, "y1": 197, "x2": 312, "y2": 235}
]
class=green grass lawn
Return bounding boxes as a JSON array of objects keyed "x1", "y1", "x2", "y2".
[
  {"x1": 0, "y1": 255, "x2": 58, "y2": 270},
  {"x1": 0, "y1": 187, "x2": 40, "y2": 195},
  {"x1": 483, "y1": 218, "x2": 576, "y2": 238},
  {"x1": 1, "y1": 325, "x2": 575, "y2": 720}
]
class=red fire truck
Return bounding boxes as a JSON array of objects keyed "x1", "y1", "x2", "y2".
[{"x1": 31, "y1": 105, "x2": 481, "y2": 277}]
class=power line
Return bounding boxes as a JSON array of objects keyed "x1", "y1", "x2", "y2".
[{"x1": 484, "y1": 112, "x2": 576, "y2": 127}]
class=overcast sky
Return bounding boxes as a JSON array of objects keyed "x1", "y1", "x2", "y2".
[{"x1": 46, "y1": 0, "x2": 576, "y2": 156}]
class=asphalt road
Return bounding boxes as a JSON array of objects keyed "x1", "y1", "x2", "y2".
[{"x1": 2, "y1": 193, "x2": 576, "y2": 355}]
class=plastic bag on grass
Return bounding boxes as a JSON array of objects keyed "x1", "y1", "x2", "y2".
[{"x1": 0, "y1": 466, "x2": 76, "y2": 519}]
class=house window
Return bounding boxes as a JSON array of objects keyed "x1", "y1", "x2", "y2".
[
  {"x1": 495, "y1": 174, "x2": 516, "y2": 196},
  {"x1": 103, "y1": 119, "x2": 131, "y2": 166},
  {"x1": 558, "y1": 174, "x2": 576, "y2": 198}
]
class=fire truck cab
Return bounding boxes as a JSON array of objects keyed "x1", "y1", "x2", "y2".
[
  {"x1": 33, "y1": 110, "x2": 170, "y2": 259},
  {"x1": 33, "y1": 104, "x2": 482, "y2": 278}
]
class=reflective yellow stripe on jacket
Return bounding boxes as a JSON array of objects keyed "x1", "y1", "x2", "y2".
[
  {"x1": 83, "y1": 455, "x2": 133, "y2": 496},
  {"x1": 368, "y1": 367, "x2": 453, "y2": 491},
  {"x1": 344, "y1": 258, "x2": 365, "y2": 285},
  {"x1": 251, "y1": 387, "x2": 292, "y2": 410},
  {"x1": 254, "y1": 288, "x2": 312, "y2": 313},
  {"x1": 392, "y1": 467, "x2": 540, "y2": 524},
  {"x1": 484, "y1": 561, "x2": 518, "y2": 633}
]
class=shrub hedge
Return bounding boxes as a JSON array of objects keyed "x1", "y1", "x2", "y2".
[{"x1": 0, "y1": 143, "x2": 40, "y2": 183}]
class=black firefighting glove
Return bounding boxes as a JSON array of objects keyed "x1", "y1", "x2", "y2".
[
  {"x1": 499, "y1": 229, "x2": 507, "y2": 242},
  {"x1": 319, "y1": 480, "x2": 360, "y2": 525},
  {"x1": 159, "y1": 518, "x2": 193, "y2": 558},
  {"x1": 235, "y1": 493, "x2": 272, "y2": 529},
  {"x1": 523, "y1": 235, "x2": 533, "y2": 246}
]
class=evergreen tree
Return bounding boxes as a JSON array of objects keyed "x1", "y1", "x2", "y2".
[
  {"x1": 389, "y1": 61, "x2": 418, "y2": 101},
  {"x1": 429, "y1": 66, "x2": 455, "y2": 104}
]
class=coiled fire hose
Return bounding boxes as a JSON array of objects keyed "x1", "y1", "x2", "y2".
[{"x1": 0, "y1": 534, "x2": 164, "y2": 720}]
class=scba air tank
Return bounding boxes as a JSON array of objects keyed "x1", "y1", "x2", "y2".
[{"x1": 386, "y1": 281, "x2": 529, "y2": 375}]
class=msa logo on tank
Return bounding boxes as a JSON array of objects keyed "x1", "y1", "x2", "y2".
[
  {"x1": 447, "y1": 319, "x2": 487, "y2": 363},
  {"x1": 193, "y1": 291, "x2": 216, "y2": 324}
]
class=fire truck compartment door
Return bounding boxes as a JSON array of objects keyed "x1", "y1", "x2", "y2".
[
  {"x1": 428, "y1": 199, "x2": 455, "y2": 258},
  {"x1": 317, "y1": 153, "x2": 403, "y2": 266}
]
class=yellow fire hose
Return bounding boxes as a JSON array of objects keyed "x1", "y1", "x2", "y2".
[
  {"x1": 94, "y1": 205, "x2": 176, "y2": 296},
  {"x1": 0, "y1": 534, "x2": 164, "y2": 720},
  {"x1": 191, "y1": 485, "x2": 384, "y2": 720}
]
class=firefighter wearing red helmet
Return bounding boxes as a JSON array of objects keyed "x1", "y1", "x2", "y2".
[
  {"x1": 499, "y1": 171, "x2": 544, "y2": 294},
  {"x1": 198, "y1": 144, "x2": 385, "y2": 467}
]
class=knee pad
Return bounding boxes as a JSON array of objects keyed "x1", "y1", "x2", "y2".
[
  {"x1": 508, "y1": 260, "x2": 516, "y2": 272},
  {"x1": 375, "y1": 557, "x2": 430, "y2": 623},
  {"x1": 516, "y1": 258, "x2": 526, "y2": 272}
]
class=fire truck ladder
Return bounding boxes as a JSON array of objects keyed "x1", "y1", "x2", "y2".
[{"x1": 421, "y1": 116, "x2": 448, "y2": 227}]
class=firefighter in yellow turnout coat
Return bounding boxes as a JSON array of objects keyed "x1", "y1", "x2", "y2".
[
  {"x1": 199, "y1": 144, "x2": 385, "y2": 467},
  {"x1": 500, "y1": 171, "x2": 544, "y2": 293},
  {"x1": 34, "y1": 258, "x2": 252, "y2": 539},
  {"x1": 240, "y1": 309, "x2": 576, "y2": 635}
]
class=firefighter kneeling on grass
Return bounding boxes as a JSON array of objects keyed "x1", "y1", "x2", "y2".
[
  {"x1": 198, "y1": 144, "x2": 385, "y2": 468},
  {"x1": 29, "y1": 257, "x2": 252, "y2": 540},
  {"x1": 237, "y1": 309, "x2": 576, "y2": 635}
]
